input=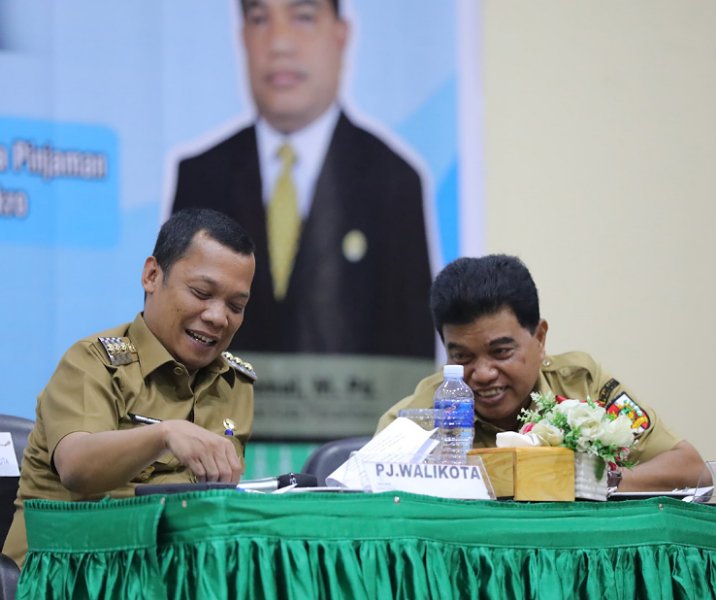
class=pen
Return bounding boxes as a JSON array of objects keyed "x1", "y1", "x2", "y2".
[{"x1": 128, "y1": 412, "x2": 161, "y2": 425}]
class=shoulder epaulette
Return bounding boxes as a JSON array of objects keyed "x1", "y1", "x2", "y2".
[
  {"x1": 222, "y1": 351, "x2": 257, "y2": 383},
  {"x1": 541, "y1": 351, "x2": 598, "y2": 374},
  {"x1": 98, "y1": 336, "x2": 138, "y2": 366}
]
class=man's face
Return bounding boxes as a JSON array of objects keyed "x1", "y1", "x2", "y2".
[
  {"x1": 442, "y1": 307, "x2": 548, "y2": 429},
  {"x1": 242, "y1": 0, "x2": 348, "y2": 134},
  {"x1": 142, "y1": 232, "x2": 256, "y2": 373}
]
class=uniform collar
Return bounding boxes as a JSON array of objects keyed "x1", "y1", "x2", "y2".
[
  {"x1": 534, "y1": 359, "x2": 553, "y2": 396},
  {"x1": 128, "y1": 313, "x2": 232, "y2": 382}
]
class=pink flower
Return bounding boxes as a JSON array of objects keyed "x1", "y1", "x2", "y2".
[{"x1": 521, "y1": 422, "x2": 535, "y2": 434}]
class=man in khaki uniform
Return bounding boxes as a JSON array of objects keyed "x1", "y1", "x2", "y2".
[
  {"x1": 3, "y1": 208, "x2": 257, "y2": 567},
  {"x1": 377, "y1": 255, "x2": 707, "y2": 492}
]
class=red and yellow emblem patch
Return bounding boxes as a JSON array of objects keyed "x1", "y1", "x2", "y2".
[{"x1": 606, "y1": 392, "x2": 650, "y2": 434}]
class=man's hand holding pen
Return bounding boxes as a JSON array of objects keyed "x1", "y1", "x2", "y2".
[
  {"x1": 129, "y1": 413, "x2": 242, "y2": 483},
  {"x1": 157, "y1": 419, "x2": 243, "y2": 484}
]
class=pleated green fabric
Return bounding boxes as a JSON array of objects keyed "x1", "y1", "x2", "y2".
[
  {"x1": 20, "y1": 495, "x2": 166, "y2": 599},
  {"x1": 19, "y1": 491, "x2": 716, "y2": 599}
]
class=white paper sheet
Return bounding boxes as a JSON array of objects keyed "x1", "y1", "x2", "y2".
[
  {"x1": 0, "y1": 432, "x2": 20, "y2": 477},
  {"x1": 326, "y1": 418, "x2": 438, "y2": 489}
]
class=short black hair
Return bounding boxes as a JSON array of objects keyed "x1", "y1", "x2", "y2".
[
  {"x1": 153, "y1": 208, "x2": 255, "y2": 277},
  {"x1": 429, "y1": 254, "x2": 541, "y2": 338},
  {"x1": 240, "y1": 0, "x2": 339, "y2": 17}
]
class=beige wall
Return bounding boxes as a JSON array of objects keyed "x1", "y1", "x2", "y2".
[{"x1": 481, "y1": 1, "x2": 716, "y2": 461}]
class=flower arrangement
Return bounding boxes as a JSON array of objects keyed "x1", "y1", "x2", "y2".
[{"x1": 518, "y1": 392, "x2": 637, "y2": 479}]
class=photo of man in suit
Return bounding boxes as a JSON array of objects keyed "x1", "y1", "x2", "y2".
[{"x1": 171, "y1": 0, "x2": 434, "y2": 359}]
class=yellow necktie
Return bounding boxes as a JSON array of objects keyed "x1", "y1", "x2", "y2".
[{"x1": 267, "y1": 143, "x2": 300, "y2": 301}]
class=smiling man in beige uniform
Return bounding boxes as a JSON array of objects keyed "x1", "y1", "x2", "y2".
[
  {"x1": 4, "y1": 208, "x2": 257, "y2": 567},
  {"x1": 377, "y1": 255, "x2": 708, "y2": 492}
]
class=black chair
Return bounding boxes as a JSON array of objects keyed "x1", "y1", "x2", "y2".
[
  {"x1": 301, "y1": 436, "x2": 371, "y2": 486},
  {"x1": 0, "y1": 553, "x2": 19, "y2": 600},
  {"x1": 0, "y1": 415, "x2": 34, "y2": 550},
  {"x1": 0, "y1": 415, "x2": 32, "y2": 600}
]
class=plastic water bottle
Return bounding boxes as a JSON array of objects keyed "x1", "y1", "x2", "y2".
[{"x1": 433, "y1": 364, "x2": 475, "y2": 464}]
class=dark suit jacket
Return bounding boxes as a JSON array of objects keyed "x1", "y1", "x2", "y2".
[{"x1": 172, "y1": 113, "x2": 434, "y2": 358}]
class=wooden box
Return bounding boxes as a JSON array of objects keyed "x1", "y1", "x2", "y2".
[
  {"x1": 468, "y1": 446, "x2": 575, "y2": 501},
  {"x1": 467, "y1": 448, "x2": 516, "y2": 498}
]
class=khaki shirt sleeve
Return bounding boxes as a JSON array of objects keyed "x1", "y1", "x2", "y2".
[
  {"x1": 39, "y1": 340, "x2": 122, "y2": 461},
  {"x1": 584, "y1": 357, "x2": 682, "y2": 464},
  {"x1": 375, "y1": 372, "x2": 442, "y2": 434},
  {"x1": 543, "y1": 352, "x2": 682, "y2": 464}
]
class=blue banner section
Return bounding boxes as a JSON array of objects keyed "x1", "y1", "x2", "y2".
[
  {"x1": 0, "y1": 117, "x2": 119, "y2": 246},
  {"x1": 0, "y1": 0, "x2": 482, "y2": 441},
  {"x1": 398, "y1": 76, "x2": 461, "y2": 264}
]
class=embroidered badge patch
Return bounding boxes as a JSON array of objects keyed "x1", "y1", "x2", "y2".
[{"x1": 606, "y1": 392, "x2": 650, "y2": 433}]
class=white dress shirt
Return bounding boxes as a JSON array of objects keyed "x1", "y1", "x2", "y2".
[{"x1": 256, "y1": 105, "x2": 341, "y2": 220}]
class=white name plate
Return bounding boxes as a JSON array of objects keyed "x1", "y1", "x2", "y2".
[
  {"x1": 365, "y1": 460, "x2": 494, "y2": 500},
  {"x1": 0, "y1": 432, "x2": 20, "y2": 477}
]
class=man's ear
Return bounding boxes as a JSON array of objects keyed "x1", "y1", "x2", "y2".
[
  {"x1": 141, "y1": 256, "x2": 162, "y2": 294},
  {"x1": 335, "y1": 17, "x2": 349, "y2": 50},
  {"x1": 535, "y1": 319, "x2": 549, "y2": 357}
]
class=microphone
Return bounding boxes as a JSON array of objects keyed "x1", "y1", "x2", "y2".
[{"x1": 237, "y1": 472, "x2": 318, "y2": 492}]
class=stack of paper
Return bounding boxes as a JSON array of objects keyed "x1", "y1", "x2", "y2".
[{"x1": 326, "y1": 418, "x2": 438, "y2": 489}]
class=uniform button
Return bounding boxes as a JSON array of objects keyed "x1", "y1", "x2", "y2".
[
  {"x1": 173, "y1": 366, "x2": 184, "y2": 376},
  {"x1": 542, "y1": 359, "x2": 551, "y2": 367}
]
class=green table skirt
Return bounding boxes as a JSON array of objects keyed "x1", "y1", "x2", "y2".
[{"x1": 19, "y1": 491, "x2": 716, "y2": 599}]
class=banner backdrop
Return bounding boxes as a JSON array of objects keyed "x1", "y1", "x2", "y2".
[{"x1": 0, "y1": 0, "x2": 483, "y2": 441}]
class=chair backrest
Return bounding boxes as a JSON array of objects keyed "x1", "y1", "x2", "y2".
[
  {"x1": 0, "y1": 552, "x2": 19, "y2": 600},
  {"x1": 301, "y1": 436, "x2": 371, "y2": 486},
  {"x1": 0, "y1": 414, "x2": 34, "y2": 551}
]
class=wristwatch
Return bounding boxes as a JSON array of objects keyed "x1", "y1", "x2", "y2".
[{"x1": 607, "y1": 468, "x2": 623, "y2": 492}]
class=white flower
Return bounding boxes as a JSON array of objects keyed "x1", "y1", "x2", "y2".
[
  {"x1": 518, "y1": 392, "x2": 636, "y2": 468},
  {"x1": 554, "y1": 399, "x2": 581, "y2": 412},
  {"x1": 598, "y1": 414, "x2": 635, "y2": 448},
  {"x1": 558, "y1": 402, "x2": 606, "y2": 442},
  {"x1": 530, "y1": 420, "x2": 565, "y2": 446}
]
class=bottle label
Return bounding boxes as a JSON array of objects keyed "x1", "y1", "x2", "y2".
[{"x1": 434, "y1": 399, "x2": 474, "y2": 428}]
